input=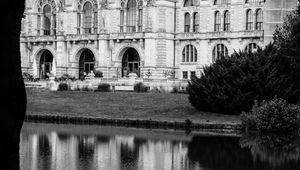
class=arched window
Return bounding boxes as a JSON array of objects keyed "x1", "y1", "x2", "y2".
[
  {"x1": 184, "y1": 0, "x2": 197, "y2": 7},
  {"x1": 246, "y1": 9, "x2": 253, "y2": 30},
  {"x1": 224, "y1": 10, "x2": 230, "y2": 32},
  {"x1": 193, "y1": 12, "x2": 200, "y2": 32},
  {"x1": 214, "y1": 11, "x2": 221, "y2": 32},
  {"x1": 245, "y1": 43, "x2": 259, "y2": 53},
  {"x1": 83, "y1": 2, "x2": 93, "y2": 34},
  {"x1": 184, "y1": 13, "x2": 191, "y2": 32},
  {"x1": 126, "y1": 0, "x2": 137, "y2": 32},
  {"x1": 182, "y1": 45, "x2": 197, "y2": 62},
  {"x1": 43, "y1": 5, "x2": 52, "y2": 35},
  {"x1": 255, "y1": 9, "x2": 263, "y2": 30},
  {"x1": 212, "y1": 44, "x2": 228, "y2": 61}
]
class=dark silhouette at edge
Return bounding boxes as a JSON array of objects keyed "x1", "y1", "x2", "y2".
[{"x1": 0, "y1": 1, "x2": 26, "y2": 170}]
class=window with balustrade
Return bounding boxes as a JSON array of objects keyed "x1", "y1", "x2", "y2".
[
  {"x1": 36, "y1": 0, "x2": 57, "y2": 36},
  {"x1": 77, "y1": 0, "x2": 98, "y2": 34},
  {"x1": 184, "y1": 13, "x2": 191, "y2": 32},
  {"x1": 214, "y1": 0, "x2": 230, "y2": 5},
  {"x1": 120, "y1": 0, "x2": 143, "y2": 33},
  {"x1": 182, "y1": 45, "x2": 197, "y2": 62},
  {"x1": 224, "y1": 10, "x2": 230, "y2": 32},
  {"x1": 246, "y1": 9, "x2": 253, "y2": 30},
  {"x1": 214, "y1": 11, "x2": 221, "y2": 32},
  {"x1": 245, "y1": 0, "x2": 265, "y2": 4},
  {"x1": 212, "y1": 44, "x2": 228, "y2": 62},
  {"x1": 255, "y1": 9, "x2": 263, "y2": 30},
  {"x1": 83, "y1": 2, "x2": 93, "y2": 34},
  {"x1": 193, "y1": 12, "x2": 199, "y2": 32}
]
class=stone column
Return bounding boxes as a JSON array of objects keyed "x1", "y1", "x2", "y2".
[
  {"x1": 80, "y1": 12, "x2": 84, "y2": 33},
  {"x1": 50, "y1": 15, "x2": 54, "y2": 35},
  {"x1": 41, "y1": 15, "x2": 44, "y2": 36},
  {"x1": 91, "y1": 12, "x2": 94, "y2": 34},
  {"x1": 190, "y1": 15, "x2": 194, "y2": 32},
  {"x1": 135, "y1": 7, "x2": 139, "y2": 32}
]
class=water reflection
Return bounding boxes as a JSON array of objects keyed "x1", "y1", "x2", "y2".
[
  {"x1": 240, "y1": 133, "x2": 300, "y2": 170},
  {"x1": 20, "y1": 123, "x2": 300, "y2": 170},
  {"x1": 20, "y1": 123, "x2": 194, "y2": 170}
]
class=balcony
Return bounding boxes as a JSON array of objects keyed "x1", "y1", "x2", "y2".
[
  {"x1": 21, "y1": 35, "x2": 57, "y2": 43},
  {"x1": 64, "y1": 34, "x2": 99, "y2": 41},
  {"x1": 109, "y1": 32, "x2": 145, "y2": 40},
  {"x1": 175, "y1": 30, "x2": 264, "y2": 40}
]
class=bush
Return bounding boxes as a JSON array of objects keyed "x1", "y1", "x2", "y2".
[
  {"x1": 171, "y1": 86, "x2": 179, "y2": 93},
  {"x1": 241, "y1": 98, "x2": 300, "y2": 132},
  {"x1": 134, "y1": 82, "x2": 150, "y2": 93},
  {"x1": 96, "y1": 83, "x2": 111, "y2": 92},
  {"x1": 58, "y1": 74, "x2": 75, "y2": 81},
  {"x1": 58, "y1": 83, "x2": 69, "y2": 91},
  {"x1": 95, "y1": 70, "x2": 103, "y2": 77},
  {"x1": 22, "y1": 72, "x2": 33, "y2": 81}
]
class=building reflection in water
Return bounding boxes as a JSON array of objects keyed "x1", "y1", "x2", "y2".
[
  {"x1": 20, "y1": 123, "x2": 300, "y2": 170},
  {"x1": 20, "y1": 125, "x2": 197, "y2": 170}
]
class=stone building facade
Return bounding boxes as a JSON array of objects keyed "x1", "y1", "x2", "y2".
[{"x1": 20, "y1": 0, "x2": 298, "y2": 80}]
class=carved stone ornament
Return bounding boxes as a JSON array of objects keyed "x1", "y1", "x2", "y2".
[
  {"x1": 58, "y1": 0, "x2": 65, "y2": 12},
  {"x1": 146, "y1": 0, "x2": 155, "y2": 6},
  {"x1": 100, "y1": 0, "x2": 108, "y2": 9},
  {"x1": 37, "y1": 0, "x2": 57, "y2": 13}
]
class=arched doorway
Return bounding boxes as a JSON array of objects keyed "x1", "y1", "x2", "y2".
[
  {"x1": 122, "y1": 48, "x2": 140, "y2": 77},
  {"x1": 79, "y1": 49, "x2": 95, "y2": 79},
  {"x1": 39, "y1": 50, "x2": 53, "y2": 79}
]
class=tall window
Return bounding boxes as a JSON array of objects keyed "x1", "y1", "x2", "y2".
[
  {"x1": 224, "y1": 10, "x2": 230, "y2": 32},
  {"x1": 214, "y1": 11, "x2": 221, "y2": 32},
  {"x1": 138, "y1": 1, "x2": 143, "y2": 32},
  {"x1": 184, "y1": 13, "x2": 191, "y2": 32},
  {"x1": 182, "y1": 45, "x2": 197, "y2": 62},
  {"x1": 126, "y1": 0, "x2": 137, "y2": 32},
  {"x1": 43, "y1": 5, "x2": 51, "y2": 35},
  {"x1": 246, "y1": 9, "x2": 253, "y2": 30},
  {"x1": 255, "y1": 9, "x2": 263, "y2": 30},
  {"x1": 120, "y1": 10, "x2": 125, "y2": 32},
  {"x1": 212, "y1": 44, "x2": 228, "y2": 61},
  {"x1": 245, "y1": 43, "x2": 259, "y2": 53},
  {"x1": 193, "y1": 12, "x2": 199, "y2": 32},
  {"x1": 37, "y1": 15, "x2": 41, "y2": 35},
  {"x1": 77, "y1": 12, "x2": 81, "y2": 34},
  {"x1": 83, "y1": 2, "x2": 93, "y2": 34}
]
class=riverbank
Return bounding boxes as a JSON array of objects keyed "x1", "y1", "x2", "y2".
[{"x1": 26, "y1": 88, "x2": 242, "y2": 132}]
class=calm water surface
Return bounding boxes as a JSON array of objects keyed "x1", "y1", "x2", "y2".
[{"x1": 20, "y1": 122, "x2": 300, "y2": 170}]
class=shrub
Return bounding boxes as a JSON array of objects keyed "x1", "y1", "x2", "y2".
[
  {"x1": 58, "y1": 74, "x2": 75, "y2": 81},
  {"x1": 95, "y1": 70, "x2": 103, "y2": 77},
  {"x1": 58, "y1": 83, "x2": 69, "y2": 91},
  {"x1": 134, "y1": 82, "x2": 150, "y2": 93},
  {"x1": 96, "y1": 83, "x2": 111, "y2": 92},
  {"x1": 171, "y1": 86, "x2": 179, "y2": 93},
  {"x1": 241, "y1": 98, "x2": 300, "y2": 132},
  {"x1": 22, "y1": 72, "x2": 33, "y2": 81}
]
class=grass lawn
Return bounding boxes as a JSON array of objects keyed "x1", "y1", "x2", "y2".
[{"x1": 26, "y1": 88, "x2": 240, "y2": 125}]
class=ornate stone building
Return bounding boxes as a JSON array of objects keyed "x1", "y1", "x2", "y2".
[{"x1": 20, "y1": 0, "x2": 298, "y2": 80}]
